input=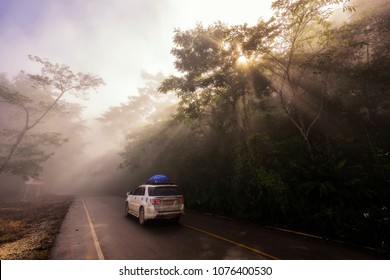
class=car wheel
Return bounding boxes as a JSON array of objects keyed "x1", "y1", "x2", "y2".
[
  {"x1": 139, "y1": 207, "x2": 145, "y2": 226},
  {"x1": 125, "y1": 202, "x2": 130, "y2": 217}
]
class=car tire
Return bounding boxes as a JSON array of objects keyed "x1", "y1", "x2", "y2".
[
  {"x1": 139, "y1": 207, "x2": 145, "y2": 226},
  {"x1": 125, "y1": 202, "x2": 130, "y2": 217}
]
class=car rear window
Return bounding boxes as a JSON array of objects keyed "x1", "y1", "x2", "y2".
[{"x1": 148, "y1": 186, "x2": 181, "y2": 196}]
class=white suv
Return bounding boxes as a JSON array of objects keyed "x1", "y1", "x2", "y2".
[{"x1": 125, "y1": 183, "x2": 184, "y2": 225}]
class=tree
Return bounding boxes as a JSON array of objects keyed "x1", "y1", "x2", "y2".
[
  {"x1": 336, "y1": 8, "x2": 390, "y2": 152},
  {"x1": 158, "y1": 23, "x2": 271, "y2": 145},
  {"x1": 244, "y1": 0, "x2": 354, "y2": 159},
  {"x1": 0, "y1": 56, "x2": 104, "y2": 178}
]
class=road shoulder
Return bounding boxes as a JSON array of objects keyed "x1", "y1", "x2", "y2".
[{"x1": 50, "y1": 197, "x2": 100, "y2": 260}]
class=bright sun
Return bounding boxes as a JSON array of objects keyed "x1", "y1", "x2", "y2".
[{"x1": 237, "y1": 54, "x2": 248, "y2": 64}]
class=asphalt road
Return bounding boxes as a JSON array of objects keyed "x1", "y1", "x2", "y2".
[{"x1": 50, "y1": 195, "x2": 388, "y2": 260}]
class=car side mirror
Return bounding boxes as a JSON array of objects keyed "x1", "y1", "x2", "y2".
[{"x1": 127, "y1": 191, "x2": 133, "y2": 196}]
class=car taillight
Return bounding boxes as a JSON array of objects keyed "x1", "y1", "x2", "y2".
[
  {"x1": 178, "y1": 196, "x2": 184, "y2": 204},
  {"x1": 150, "y1": 199, "x2": 161, "y2": 205}
]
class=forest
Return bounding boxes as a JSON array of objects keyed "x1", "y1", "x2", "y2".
[{"x1": 1, "y1": 0, "x2": 389, "y2": 251}]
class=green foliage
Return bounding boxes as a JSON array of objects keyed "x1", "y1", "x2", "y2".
[{"x1": 158, "y1": 22, "x2": 272, "y2": 145}]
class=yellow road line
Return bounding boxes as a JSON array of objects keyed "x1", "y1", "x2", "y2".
[
  {"x1": 266, "y1": 226, "x2": 322, "y2": 239},
  {"x1": 81, "y1": 198, "x2": 105, "y2": 260},
  {"x1": 182, "y1": 223, "x2": 280, "y2": 260}
]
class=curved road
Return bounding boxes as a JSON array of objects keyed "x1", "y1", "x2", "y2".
[{"x1": 50, "y1": 195, "x2": 387, "y2": 260}]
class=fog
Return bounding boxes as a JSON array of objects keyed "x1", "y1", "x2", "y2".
[
  {"x1": 0, "y1": 69, "x2": 174, "y2": 198},
  {"x1": 0, "y1": 0, "x2": 275, "y2": 198},
  {"x1": 1, "y1": 0, "x2": 389, "y2": 250}
]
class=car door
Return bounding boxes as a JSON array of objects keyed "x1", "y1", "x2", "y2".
[
  {"x1": 129, "y1": 187, "x2": 141, "y2": 214},
  {"x1": 132, "y1": 186, "x2": 145, "y2": 214}
]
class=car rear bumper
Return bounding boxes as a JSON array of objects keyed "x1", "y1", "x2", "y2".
[
  {"x1": 145, "y1": 206, "x2": 184, "y2": 220},
  {"x1": 155, "y1": 212, "x2": 183, "y2": 219}
]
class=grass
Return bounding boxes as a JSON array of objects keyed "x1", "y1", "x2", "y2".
[{"x1": 0, "y1": 195, "x2": 73, "y2": 260}]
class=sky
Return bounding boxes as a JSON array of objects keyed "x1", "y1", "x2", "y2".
[{"x1": 0, "y1": 0, "x2": 275, "y2": 118}]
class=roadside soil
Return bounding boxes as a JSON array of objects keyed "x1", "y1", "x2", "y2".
[{"x1": 0, "y1": 195, "x2": 73, "y2": 260}]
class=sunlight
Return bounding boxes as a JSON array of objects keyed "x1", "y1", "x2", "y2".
[{"x1": 237, "y1": 54, "x2": 248, "y2": 64}]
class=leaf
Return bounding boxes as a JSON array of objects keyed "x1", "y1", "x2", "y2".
[{"x1": 336, "y1": 158, "x2": 347, "y2": 170}]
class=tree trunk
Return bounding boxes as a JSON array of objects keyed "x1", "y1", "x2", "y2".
[{"x1": 0, "y1": 128, "x2": 28, "y2": 173}]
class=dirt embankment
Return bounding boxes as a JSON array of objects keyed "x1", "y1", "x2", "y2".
[{"x1": 0, "y1": 195, "x2": 73, "y2": 260}]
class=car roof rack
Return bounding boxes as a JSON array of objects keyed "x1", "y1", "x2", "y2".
[{"x1": 147, "y1": 181, "x2": 175, "y2": 185}]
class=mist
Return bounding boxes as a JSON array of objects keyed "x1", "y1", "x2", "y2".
[
  {"x1": 1, "y1": 0, "x2": 389, "y2": 252},
  {"x1": 0, "y1": 68, "x2": 175, "y2": 198}
]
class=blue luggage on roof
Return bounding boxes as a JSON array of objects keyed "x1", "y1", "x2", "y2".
[{"x1": 147, "y1": 174, "x2": 170, "y2": 184}]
